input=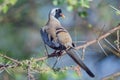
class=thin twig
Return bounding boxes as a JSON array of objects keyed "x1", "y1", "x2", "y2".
[
  {"x1": 27, "y1": 61, "x2": 31, "y2": 80},
  {"x1": 34, "y1": 24, "x2": 120, "y2": 61},
  {"x1": 81, "y1": 48, "x2": 85, "y2": 60},
  {"x1": 52, "y1": 57, "x2": 60, "y2": 69},
  {"x1": 44, "y1": 44, "x2": 49, "y2": 56},
  {"x1": 76, "y1": 24, "x2": 120, "y2": 50},
  {"x1": 0, "y1": 54, "x2": 20, "y2": 64},
  {"x1": 73, "y1": 41, "x2": 86, "y2": 44},
  {"x1": 98, "y1": 24, "x2": 105, "y2": 38},
  {"x1": 102, "y1": 72, "x2": 120, "y2": 80},
  {"x1": 116, "y1": 30, "x2": 120, "y2": 51},
  {"x1": 104, "y1": 38, "x2": 119, "y2": 52},
  {"x1": 98, "y1": 41, "x2": 108, "y2": 56},
  {"x1": 103, "y1": 43, "x2": 120, "y2": 57},
  {"x1": 0, "y1": 24, "x2": 120, "y2": 74},
  {"x1": 34, "y1": 56, "x2": 48, "y2": 62},
  {"x1": 27, "y1": 61, "x2": 35, "y2": 80}
]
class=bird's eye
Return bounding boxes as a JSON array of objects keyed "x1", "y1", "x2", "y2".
[{"x1": 56, "y1": 9, "x2": 58, "y2": 12}]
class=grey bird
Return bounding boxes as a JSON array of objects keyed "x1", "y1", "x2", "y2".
[{"x1": 40, "y1": 8, "x2": 95, "y2": 77}]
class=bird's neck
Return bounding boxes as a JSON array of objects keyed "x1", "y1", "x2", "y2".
[{"x1": 47, "y1": 16, "x2": 61, "y2": 26}]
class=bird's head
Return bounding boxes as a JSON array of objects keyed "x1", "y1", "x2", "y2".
[{"x1": 49, "y1": 8, "x2": 65, "y2": 19}]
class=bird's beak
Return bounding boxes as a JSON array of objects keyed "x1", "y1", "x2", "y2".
[{"x1": 60, "y1": 13, "x2": 65, "y2": 18}]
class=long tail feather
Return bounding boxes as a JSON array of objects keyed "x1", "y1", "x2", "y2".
[{"x1": 66, "y1": 48, "x2": 95, "y2": 77}]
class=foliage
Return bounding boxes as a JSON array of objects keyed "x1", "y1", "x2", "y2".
[
  {"x1": 53, "y1": 0, "x2": 91, "y2": 10},
  {"x1": 0, "y1": 53, "x2": 68, "y2": 80},
  {"x1": 0, "y1": 0, "x2": 17, "y2": 13},
  {"x1": 52, "y1": 0, "x2": 92, "y2": 18},
  {"x1": 0, "y1": 0, "x2": 120, "y2": 80},
  {"x1": 110, "y1": 5, "x2": 120, "y2": 15}
]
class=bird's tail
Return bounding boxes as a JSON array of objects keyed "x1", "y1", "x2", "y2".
[{"x1": 66, "y1": 48, "x2": 95, "y2": 77}]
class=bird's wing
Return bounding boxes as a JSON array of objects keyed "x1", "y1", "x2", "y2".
[
  {"x1": 55, "y1": 27, "x2": 73, "y2": 48},
  {"x1": 40, "y1": 27, "x2": 66, "y2": 50}
]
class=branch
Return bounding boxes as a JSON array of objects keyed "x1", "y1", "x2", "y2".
[
  {"x1": 27, "y1": 62, "x2": 35, "y2": 80},
  {"x1": 116, "y1": 30, "x2": 120, "y2": 51},
  {"x1": 76, "y1": 24, "x2": 120, "y2": 50},
  {"x1": 35, "y1": 24, "x2": 120, "y2": 61},
  {"x1": 102, "y1": 72, "x2": 120, "y2": 80},
  {"x1": 0, "y1": 54, "x2": 20, "y2": 64},
  {"x1": 0, "y1": 24, "x2": 120, "y2": 79}
]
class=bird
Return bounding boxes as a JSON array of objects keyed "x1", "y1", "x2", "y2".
[{"x1": 40, "y1": 8, "x2": 95, "y2": 77}]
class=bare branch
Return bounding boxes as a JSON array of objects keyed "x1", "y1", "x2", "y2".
[
  {"x1": 0, "y1": 54, "x2": 20, "y2": 64},
  {"x1": 76, "y1": 24, "x2": 120, "y2": 51},
  {"x1": 103, "y1": 43, "x2": 120, "y2": 57},
  {"x1": 104, "y1": 38, "x2": 118, "y2": 52},
  {"x1": 116, "y1": 30, "x2": 120, "y2": 51},
  {"x1": 35, "y1": 24, "x2": 120, "y2": 61},
  {"x1": 81, "y1": 48, "x2": 85, "y2": 60},
  {"x1": 27, "y1": 61, "x2": 31, "y2": 80},
  {"x1": 98, "y1": 41, "x2": 108, "y2": 56},
  {"x1": 0, "y1": 24, "x2": 120, "y2": 79},
  {"x1": 27, "y1": 62, "x2": 35, "y2": 80},
  {"x1": 102, "y1": 72, "x2": 120, "y2": 80}
]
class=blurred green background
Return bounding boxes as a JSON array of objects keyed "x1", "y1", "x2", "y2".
[{"x1": 0, "y1": 0, "x2": 120, "y2": 80}]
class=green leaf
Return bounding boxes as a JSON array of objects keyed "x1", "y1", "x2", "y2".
[
  {"x1": 67, "y1": 0, "x2": 77, "y2": 6},
  {"x1": 110, "y1": 5, "x2": 120, "y2": 15},
  {"x1": 79, "y1": 0, "x2": 90, "y2": 8},
  {"x1": 78, "y1": 11, "x2": 88, "y2": 18},
  {"x1": 0, "y1": 0, "x2": 4, "y2": 4},
  {"x1": 53, "y1": 0, "x2": 58, "y2": 6},
  {"x1": 10, "y1": 0, "x2": 17, "y2": 5},
  {"x1": 67, "y1": 5, "x2": 73, "y2": 11},
  {"x1": 3, "y1": 5, "x2": 8, "y2": 13},
  {"x1": 0, "y1": 0, "x2": 17, "y2": 13},
  {"x1": 88, "y1": 24, "x2": 93, "y2": 28}
]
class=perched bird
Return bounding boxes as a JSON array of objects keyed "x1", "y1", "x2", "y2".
[{"x1": 40, "y1": 8, "x2": 95, "y2": 77}]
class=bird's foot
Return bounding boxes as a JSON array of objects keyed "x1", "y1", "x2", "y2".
[
  {"x1": 48, "y1": 50, "x2": 58, "y2": 57},
  {"x1": 57, "y1": 51, "x2": 63, "y2": 57},
  {"x1": 48, "y1": 50, "x2": 63, "y2": 57}
]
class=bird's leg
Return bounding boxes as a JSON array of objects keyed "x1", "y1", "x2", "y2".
[
  {"x1": 52, "y1": 56, "x2": 61, "y2": 69},
  {"x1": 44, "y1": 44, "x2": 49, "y2": 56},
  {"x1": 52, "y1": 50, "x2": 63, "y2": 70},
  {"x1": 49, "y1": 50, "x2": 62, "y2": 57},
  {"x1": 50, "y1": 50, "x2": 57, "y2": 56},
  {"x1": 57, "y1": 50, "x2": 64, "y2": 57}
]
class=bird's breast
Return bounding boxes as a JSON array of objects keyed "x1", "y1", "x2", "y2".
[{"x1": 57, "y1": 31, "x2": 72, "y2": 48}]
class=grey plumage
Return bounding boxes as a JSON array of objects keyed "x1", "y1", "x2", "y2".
[
  {"x1": 40, "y1": 8, "x2": 95, "y2": 77},
  {"x1": 40, "y1": 28, "x2": 66, "y2": 50}
]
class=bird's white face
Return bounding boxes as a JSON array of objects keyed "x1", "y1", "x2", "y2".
[
  {"x1": 50, "y1": 8, "x2": 59, "y2": 17},
  {"x1": 49, "y1": 8, "x2": 65, "y2": 19}
]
